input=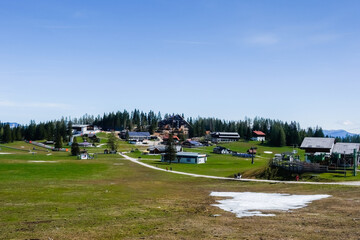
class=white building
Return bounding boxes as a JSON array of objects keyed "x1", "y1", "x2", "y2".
[
  {"x1": 211, "y1": 132, "x2": 240, "y2": 143},
  {"x1": 72, "y1": 125, "x2": 100, "y2": 135},
  {"x1": 161, "y1": 152, "x2": 207, "y2": 164},
  {"x1": 252, "y1": 131, "x2": 266, "y2": 141}
]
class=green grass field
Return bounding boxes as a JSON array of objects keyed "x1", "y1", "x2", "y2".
[{"x1": 0, "y1": 147, "x2": 360, "y2": 239}]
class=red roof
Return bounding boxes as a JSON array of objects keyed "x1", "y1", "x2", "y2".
[
  {"x1": 163, "y1": 135, "x2": 180, "y2": 140},
  {"x1": 253, "y1": 131, "x2": 266, "y2": 136}
]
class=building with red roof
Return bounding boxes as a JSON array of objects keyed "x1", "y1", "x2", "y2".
[{"x1": 252, "y1": 131, "x2": 266, "y2": 141}]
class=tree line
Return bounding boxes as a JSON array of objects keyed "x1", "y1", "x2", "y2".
[
  {"x1": 188, "y1": 116, "x2": 325, "y2": 147},
  {"x1": 0, "y1": 119, "x2": 72, "y2": 148},
  {"x1": 1, "y1": 109, "x2": 350, "y2": 147}
]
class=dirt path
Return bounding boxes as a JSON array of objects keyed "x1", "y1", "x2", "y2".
[{"x1": 119, "y1": 153, "x2": 360, "y2": 186}]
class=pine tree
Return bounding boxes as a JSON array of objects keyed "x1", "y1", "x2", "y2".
[
  {"x1": 71, "y1": 137, "x2": 80, "y2": 156},
  {"x1": 3, "y1": 124, "x2": 12, "y2": 143},
  {"x1": 164, "y1": 133, "x2": 177, "y2": 164},
  {"x1": 67, "y1": 121, "x2": 73, "y2": 142},
  {"x1": 278, "y1": 126, "x2": 286, "y2": 147},
  {"x1": 55, "y1": 135, "x2": 63, "y2": 149},
  {"x1": 107, "y1": 132, "x2": 119, "y2": 152}
]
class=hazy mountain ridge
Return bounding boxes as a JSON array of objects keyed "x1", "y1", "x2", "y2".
[{"x1": 323, "y1": 130, "x2": 358, "y2": 138}]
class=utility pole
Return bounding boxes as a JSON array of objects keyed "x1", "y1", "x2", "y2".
[
  {"x1": 344, "y1": 151, "x2": 346, "y2": 178},
  {"x1": 251, "y1": 147, "x2": 254, "y2": 164},
  {"x1": 354, "y1": 149, "x2": 357, "y2": 177}
]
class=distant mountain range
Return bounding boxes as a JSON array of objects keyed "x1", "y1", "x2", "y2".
[
  {"x1": 3, "y1": 122, "x2": 21, "y2": 128},
  {"x1": 323, "y1": 130, "x2": 358, "y2": 138}
]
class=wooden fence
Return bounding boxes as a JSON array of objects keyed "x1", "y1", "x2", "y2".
[{"x1": 272, "y1": 159, "x2": 329, "y2": 173}]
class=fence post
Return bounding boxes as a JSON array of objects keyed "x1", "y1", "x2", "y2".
[{"x1": 354, "y1": 149, "x2": 357, "y2": 177}]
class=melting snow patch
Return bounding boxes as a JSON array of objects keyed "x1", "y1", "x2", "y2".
[
  {"x1": 264, "y1": 151, "x2": 273, "y2": 154},
  {"x1": 210, "y1": 192, "x2": 331, "y2": 218},
  {"x1": 0, "y1": 152, "x2": 12, "y2": 154}
]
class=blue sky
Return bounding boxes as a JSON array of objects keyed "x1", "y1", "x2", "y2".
[{"x1": 1, "y1": 0, "x2": 360, "y2": 133}]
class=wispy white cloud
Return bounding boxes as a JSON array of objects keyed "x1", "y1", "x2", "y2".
[
  {"x1": 245, "y1": 34, "x2": 279, "y2": 45},
  {"x1": 342, "y1": 120, "x2": 353, "y2": 126},
  {"x1": 0, "y1": 100, "x2": 69, "y2": 109},
  {"x1": 336, "y1": 120, "x2": 354, "y2": 127}
]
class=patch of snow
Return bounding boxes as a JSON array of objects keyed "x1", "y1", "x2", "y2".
[
  {"x1": 210, "y1": 192, "x2": 331, "y2": 218},
  {"x1": 28, "y1": 161, "x2": 58, "y2": 163},
  {"x1": 264, "y1": 151, "x2": 273, "y2": 154},
  {"x1": 0, "y1": 152, "x2": 12, "y2": 154},
  {"x1": 46, "y1": 153, "x2": 52, "y2": 156}
]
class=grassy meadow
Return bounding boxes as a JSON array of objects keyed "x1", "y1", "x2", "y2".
[
  {"x1": 1, "y1": 137, "x2": 360, "y2": 239},
  {"x1": 0, "y1": 146, "x2": 360, "y2": 239}
]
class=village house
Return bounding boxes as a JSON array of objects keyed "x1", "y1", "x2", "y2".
[
  {"x1": 332, "y1": 142, "x2": 360, "y2": 166},
  {"x1": 127, "y1": 132, "x2": 151, "y2": 141},
  {"x1": 182, "y1": 140, "x2": 203, "y2": 148},
  {"x1": 72, "y1": 124, "x2": 100, "y2": 135},
  {"x1": 213, "y1": 146, "x2": 232, "y2": 154},
  {"x1": 161, "y1": 152, "x2": 207, "y2": 164},
  {"x1": 252, "y1": 131, "x2": 266, "y2": 141},
  {"x1": 211, "y1": 132, "x2": 240, "y2": 143},
  {"x1": 157, "y1": 114, "x2": 190, "y2": 136},
  {"x1": 300, "y1": 137, "x2": 335, "y2": 162},
  {"x1": 147, "y1": 145, "x2": 182, "y2": 154}
]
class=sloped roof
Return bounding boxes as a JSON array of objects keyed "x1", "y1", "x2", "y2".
[
  {"x1": 253, "y1": 131, "x2": 266, "y2": 136},
  {"x1": 211, "y1": 132, "x2": 240, "y2": 138},
  {"x1": 333, "y1": 143, "x2": 360, "y2": 155},
  {"x1": 158, "y1": 114, "x2": 190, "y2": 129},
  {"x1": 300, "y1": 137, "x2": 335, "y2": 149},
  {"x1": 176, "y1": 152, "x2": 206, "y2": 157},
  {"x1": 128, "y1": 132, "x2": 151, "y2": 137}
]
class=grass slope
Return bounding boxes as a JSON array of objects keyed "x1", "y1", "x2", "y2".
[{"x1": 0, "y1": 151, "x2": 360, "y2": 239}]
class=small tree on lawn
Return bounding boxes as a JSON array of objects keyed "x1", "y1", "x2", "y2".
[
  {"x1": 107, "y1": 131, "x2": 119, "y2": 152},
  {"x1": 55, "y1": 134, "x2": 63, "y2": 149},
  {"x1": 164, "y1": 133, "x2": 177, "y2": 164},
  {"x1": 71, "y1": 137, "x2": 80, "y2": 156}
]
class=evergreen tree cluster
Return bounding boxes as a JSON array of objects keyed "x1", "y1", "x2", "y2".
[
  {"x1": 0, "y1": 108, "x2": 334, "y2": 147},
  {"x1": 90, "y1": 109, "x2": 161, "y2": 133},
  {"x1": 187, "y1": 117, "x2": 325, "y2": 147},
  {"x1": 334, "y1": 135, "x2": 360, "y2": 143},
  {"x1": 0, "y1": 119, "x2": 73, "y2": 144}
]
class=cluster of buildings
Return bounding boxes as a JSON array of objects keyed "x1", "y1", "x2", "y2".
[{"x1": 300, "y1": 137, "x2": 360, "y2": 167}]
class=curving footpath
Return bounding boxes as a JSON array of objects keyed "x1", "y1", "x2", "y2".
[{"x1": 119, "y1": 153, "x2": 360, "y2": 186}]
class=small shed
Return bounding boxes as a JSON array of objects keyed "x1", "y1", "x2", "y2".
[
  {"x1": 161, "y1": 152, "x2": 207, "y2": 164},
  {"x1": 213, "y1": 146, "x2": 232, "y2": 154},
  {"x1": 332, "y1": 142, "x2": 360, "y2": 166},
  {"x1": 79, "y1": 150, "x2": 89, "y2": 159}
]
